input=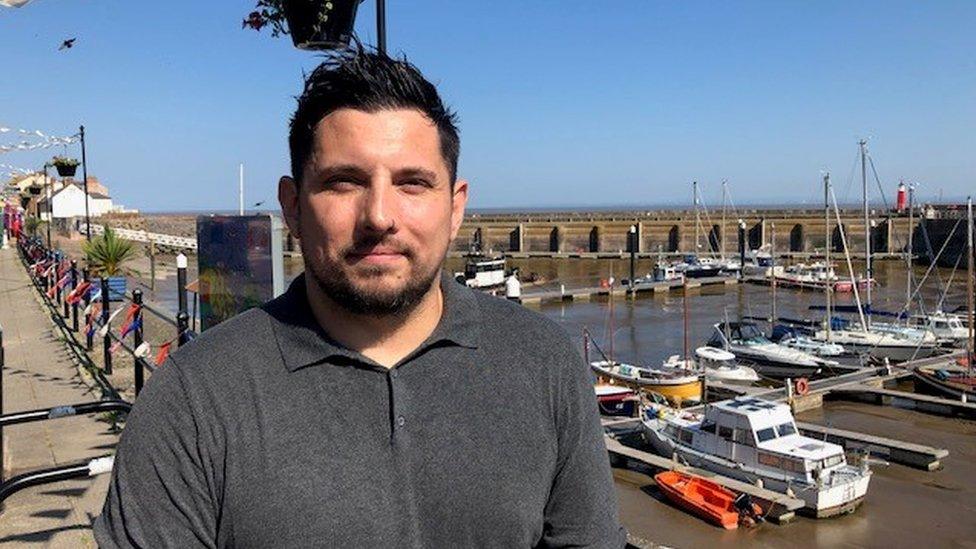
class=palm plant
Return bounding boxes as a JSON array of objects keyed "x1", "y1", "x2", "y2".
[
  {"x1": 83, "y1": 226, "x2": 139, "y2": 277},
  {"x1": 24, "y1": 216, "x2": 45, "y2": 237}
]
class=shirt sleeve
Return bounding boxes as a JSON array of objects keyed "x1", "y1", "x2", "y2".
[
  {"x1": 540, "y1": 345, "x2": 628, "y2": 548},
  {"x1": 93, "y1": 358, "x2": 219, "y2": 548}
]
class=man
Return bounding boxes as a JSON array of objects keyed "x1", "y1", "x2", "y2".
[{"x1": 95, "y1": 50, "x2": 626, "y2": 548}]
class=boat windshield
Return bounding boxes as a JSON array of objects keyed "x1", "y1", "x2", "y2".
[
  {"x1": 776, "y1": 423, "x2": 796, "y2": 436},
  {"x1": 736, "y1": 324, "x2": 771, "y2": 344},
  {"x1": 756, "y1": 427, "x2": 776, "y2": 442},
  {"x1": 756, "y1": 423, "x2": 797, "y2": 443}
]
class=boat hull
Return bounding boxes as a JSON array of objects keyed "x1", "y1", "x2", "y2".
[
  {"x1": 642, "y1": 421, "x2": 871, "y2": 517},
  {"x1": 912, "y1": 367, "x2": 976, "y2": 400},
  {"x1": 591, "y1": 363, "x2": 703, "y2": 406}
]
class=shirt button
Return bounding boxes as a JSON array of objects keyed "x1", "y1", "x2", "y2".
[{"x1": 397, "y1": 416, "x2": 406, "y2": 427}]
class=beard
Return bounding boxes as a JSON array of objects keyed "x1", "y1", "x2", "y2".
[{"x1": 301, "y1": 234, "x2": 442, "y2": 317}]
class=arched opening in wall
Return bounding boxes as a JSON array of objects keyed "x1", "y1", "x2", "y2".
[
  {"x1": 748, "y1": 223, "x2": 763, "y2": 250},
  {"x1": 832, "y1": 224, "x2": 847, "y2": 253},
  {"x1": 509, "y1": 227, "x2": 520, "y2": 251},
  {"x1": 708, "y1": 225, "x2": 721, "y2": 254},
  {"x1": 790, "y1": 224, "x2": 804, "y2": 252},
  {"x1": 589, "y1": 227, "x2": 600, "y2": 253},
  {"x1": 668, "y1": 225, "x2": 680, "y2": 252},
  {"x1": 870, "y1": 220, "x2": 888, "y2": 254},
  {"x1": 549, "y1": 227, "x2": 560, "y2": 252}
]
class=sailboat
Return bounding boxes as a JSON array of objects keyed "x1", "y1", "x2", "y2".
[
  {"x1": 913, "y1": 197, "x2": 976, "y2": 399},
  {"x1": 810, "y1": 145, "x2": 939, "y2": 362},
  {"x1": 586, "y1": 276, "x2": 703, "y2": 406}
]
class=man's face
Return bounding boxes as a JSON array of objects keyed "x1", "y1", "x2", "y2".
[{"x1": 279, "y1": 108, "x2": 467, "y2": 316}]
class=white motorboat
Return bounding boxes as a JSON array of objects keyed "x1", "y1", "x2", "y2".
[
  {"x1": 770, "y1": 325, "x2": 846, "y2": 357},
  {"x1": 641, "y1": 397, "x2": 872, "y2": 517},
  {"x1": 707, "y1": 322, "x2": 829, "y2": 379},
  {"x1": 812, "y1": 317, "x2": 940, "y2": 362},
  {"x1": 663, "y1": 347, "x2": 759, "y2": 385},
  {"x1": 908, "y1": 311, "x2": 968, "y2": 346},
  {"x1": 457, "y1": 255, "x2": 506, "y2": 289}
]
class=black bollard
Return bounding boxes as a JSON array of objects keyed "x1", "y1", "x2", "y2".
[
  {"x1": 70, "y1": 260, "x2": 79, "y2": 332},
  {"x1": 133, "y1": 290, "x2": 144, "y2": 396},
  {"x1": 176, "y1": 253, "x2": 190, "y2": 346},
  {"x1": 177, "y1": 312, "x2": 190, "y2": 348},
  {"x1": 56, "y1": 260, "x2": 64, "y2": 309},
  {"x1": 101, "y1": 277, "x2": 112, "y2": 375},
  {"x1": 83, "y1": 268, "x2": 93, "y2": 350}
]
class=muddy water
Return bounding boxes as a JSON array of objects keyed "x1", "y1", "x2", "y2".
[{"x1": 611, "y1": 401, "x2": 976, "y2": 548}]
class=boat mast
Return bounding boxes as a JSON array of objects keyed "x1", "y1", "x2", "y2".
[
  {"x1": 609, "y1": 263, "x2": 615, "y2": 363},
  {"x1": 861, "y1": 140, "x2": 872, "y2": 329},
  {"x1": 906, "y1": 183, "x2": 914, "y2": 313},
  {"x1": 968, "y1": 196, "x2": 973, "y2": 373},
  {"x1": 824, "y1": 173, "x2": 832, "y2": 341},
  {"x1": 693, "y1": 181, "x2": 700, "y2": 257},
  {"x1": 770, "y1": 223, "x2": 777, "y2": 323},
  {"x1": 721, "y1": 180, "x2": 728, "y2": 261},
  {"x1": 683, "y1": 278, "x2": 690, "y2": 365}
]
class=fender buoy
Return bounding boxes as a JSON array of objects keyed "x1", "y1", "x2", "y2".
[{"x1": 795, "y1": 377, "x2": 810, "y2": 396}]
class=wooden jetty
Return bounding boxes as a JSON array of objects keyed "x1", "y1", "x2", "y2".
[
  {"x1": 827, "y1": 385, "x2": 976, "y2": 419},
  {"x1": 517, "y1": 275, "x2": 737, "y2": 305},
  {"x1": 604, "y1": 436, "x2": 804, "y2": 523}
]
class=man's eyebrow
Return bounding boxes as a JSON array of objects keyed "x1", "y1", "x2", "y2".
[
  {"x1": 394, "y1": 167, "x2": 440, "y2": 181},
  {"x1": 315, "y1": 164, "x2": 371, "y2": 180}
]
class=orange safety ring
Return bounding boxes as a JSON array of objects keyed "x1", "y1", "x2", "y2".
[{"x1": 795, "y1": 377, "x2": 810, "y2": 396}]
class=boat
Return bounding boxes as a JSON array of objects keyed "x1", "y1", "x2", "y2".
[
  {"x1": 594, "y1": 384, "x2": 639, "y2": 417},
  {"x1": 812, "y1": 317, "x2": 939, "y2": 362},
  {"x1": 771, "y1": 325, "x2": 845, "y2": 357},
  {"x1": 706, "y1": 322, "x2": 829, "y2": 379},
  {"x1": 908, "y1": 311, "x2": 969, "y2": 346},
  {"x1": 774, "y1": 262, "x2": 870, "y2": 293},
  {"x1": 641, "y1": 397, "x2": 872, "y2": 517},
  {"x1": 653, "y1": 470, "x2": 762, "y2": 530},
  {"x1": 663, "y1": 347, "x2": 759, "y2": 385},
  {"x1": 912, "y1": 361, "x2": 976, "y2": 400},
  {"x1": 590, "y1": 360, "x2": 703, "y2": 406},
  {"x1": 457, "y1": 254, "x2": 506, "y2": 289}
]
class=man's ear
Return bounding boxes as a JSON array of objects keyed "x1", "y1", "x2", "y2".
[
  {"x1": 449, "y1": 179, "x2": 469, "y2": 242},
  {"x1": 278, "y1": 176, "x2": 301, "y2": 240}
]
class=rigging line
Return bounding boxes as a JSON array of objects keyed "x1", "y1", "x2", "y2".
[
  {"x1": 841, "y1": 148, "x2": 860, "y2": 208},
  {"x1": 904, "y1": 217, "x2": 962, "y2": 316},
  {"x1": 830, "y1": 183, "x2": 868, "y2": 331},
  {"x1": 936, "y1": 245, "x2": 964, "y2": 312},
  {"x1": 918, "y1": 212, "x2": 950, "y2": 297}
]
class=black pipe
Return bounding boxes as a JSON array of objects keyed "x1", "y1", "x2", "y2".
[
  {"x1": 376, "y1": 0, "x2": 386, "y2": 54},
  {"x1": 70, "y1": 260, "x2": 79, "y2": 332},
  {"x1": 0, "y1": 456, "x2": 113, "y2": 504},
  {"x1": 0, "y1": 400, "x2": 131, "y2": 428}
]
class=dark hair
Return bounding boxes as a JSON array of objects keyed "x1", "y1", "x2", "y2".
[{"x1": 289, "y1": 49, "x2": 460, "y2": 185}]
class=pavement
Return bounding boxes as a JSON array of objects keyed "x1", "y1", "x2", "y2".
[{"x1": 0, "y1": 244, "x2": 120, "y2": 547}]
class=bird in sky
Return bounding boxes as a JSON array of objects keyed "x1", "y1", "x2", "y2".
[{"x1": 58, "y1": 38, "x2": 76, "y2": 51}]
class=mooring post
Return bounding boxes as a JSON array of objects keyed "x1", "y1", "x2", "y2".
[
  {"x1": 83, "y1": 268, "x2": 93, "y2": 350},
  {"x1": 629, "y1": 225, "x2": 637, "y2": 292},
  {"x1": 70, "y1": 260, "x2": 79, "y2": 332},
  {"x1": 176, "y1": 253, "x2": 189, "y2": 346},
  {"x1": 101, "y1": 277, "x2": 112, "y2": 375},
  {"x1": 133, "y1": 290, "x2": 144, "y2": 396}
]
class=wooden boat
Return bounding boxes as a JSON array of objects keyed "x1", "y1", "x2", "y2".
[
  {"x1": 590, "y1": 360, "x2": 703, "y2": 406},
  {"x1": 912, "y1": 361, "x2": 976, "y2": 400},
  {"x1": 654, "y1": 470, "x2": 762, "y2": 529},
  {"x1": 594, "y1": 384, "x2": 639, "y2": 417}
]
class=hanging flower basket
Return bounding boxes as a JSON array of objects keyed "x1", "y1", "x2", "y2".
[
  {"x1": 52, "y1": 156, "x2": 79, "y2": 177},
  {"x1": 244, "y1": 0, "x2": 362, "y2": 50},
  {"x1": 28, "y1": 184, "x2": 43, "y2": 195}
]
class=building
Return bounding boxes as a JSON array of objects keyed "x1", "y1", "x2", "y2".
[{"x1": 38, "y1": 181, "x2": 116, "y2": 220}]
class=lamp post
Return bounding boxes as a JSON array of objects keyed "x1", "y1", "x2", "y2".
[
  {"x1": 376, "y1": 0, "x2": 386, "y2": 54},
  {"x1": 43, "y1": 163, "x2": 52, "y2": 248},
  {"x1": 79, "y1": 125, "x2": 90, "y2": 241}
]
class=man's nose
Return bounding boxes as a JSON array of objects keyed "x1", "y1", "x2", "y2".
[{"x1": 361, "y1": 180, "x2": 397, "y2": 234}]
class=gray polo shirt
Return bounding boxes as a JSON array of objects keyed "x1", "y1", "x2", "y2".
[{"x1": 94, "y1": 273, "x2": 626, "y2": 548}]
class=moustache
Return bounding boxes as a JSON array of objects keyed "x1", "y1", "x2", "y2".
[{"x1": 343, "y1": 237, "x2": 414, "y2": 259}]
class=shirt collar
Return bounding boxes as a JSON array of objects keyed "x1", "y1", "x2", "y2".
[{"x1": 264, "y1": 271, "x2": 481, "y2": 373}]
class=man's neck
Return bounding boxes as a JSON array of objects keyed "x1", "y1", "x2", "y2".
[{"x1": 305, "y1": 274, "x2": 444, "y2": 368}]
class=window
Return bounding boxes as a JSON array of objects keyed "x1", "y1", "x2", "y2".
[
  {"x1": 718, "y1": 426, "x2": 733, "y2": 440},
  {"x1": 822, "y1": 454, "x2": 844, "y2": 469},
  {"x1": 776, "y1": 423, "x2": 796, "y2": 437},
  {"x1": 756, "y1": 427, "x2": 777, "y2": 442},
  {"x1": 733, "y1": 428, "x2": 755, "y2": 447},
  {"x1": 699, "y1": 420, "x2": 717, "y2": 434},
  {"x1": 679, "y1": 429, "x2": 694, "y2": 444},
  {"x1": 758, "y1": 452, "x2": 782, "y2": 468}
]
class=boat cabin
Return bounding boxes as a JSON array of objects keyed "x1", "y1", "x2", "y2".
[
  {"x1": 708, "y1": 322, "x2": 770, "y2": 348},
  {"x1": 666, "y1": 397, "x2": 847, "y2": 483}
]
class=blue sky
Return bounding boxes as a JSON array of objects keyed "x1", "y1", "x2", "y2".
[{"x1": 1, "y1": 1, "x2": 974, "y2": 212}]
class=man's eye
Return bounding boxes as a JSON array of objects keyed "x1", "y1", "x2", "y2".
[
  {"x1": 400, "y1": 179, "x2": 432, "y2": 190},
  {"x1": 322, "y1": 179, "x2": 359, "y2": 191}
]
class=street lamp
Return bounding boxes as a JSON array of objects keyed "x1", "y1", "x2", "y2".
[{"x1": 80, "y1": 125, "x2": 90, "y2": 241}]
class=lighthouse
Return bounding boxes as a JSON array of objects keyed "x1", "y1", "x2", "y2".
[{"x1": 896, "y1": 181, "x2": 907, "y2": 212}]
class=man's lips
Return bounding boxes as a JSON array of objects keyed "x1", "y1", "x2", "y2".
[{"x1": 346, "y1": 248, "x2": 408, "y2": 262}]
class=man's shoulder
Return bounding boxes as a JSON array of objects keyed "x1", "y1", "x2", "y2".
[
  {"x1": 468, "y1": 288, "x2": 576, "y2": 353},
  {"x1": 167, "y1": 307, "x2": 276, "y2": 375}
]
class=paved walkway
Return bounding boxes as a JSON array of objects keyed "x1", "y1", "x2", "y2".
[{"x1": 0, "y1": 245, "x2": 119, "y2": 547}]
